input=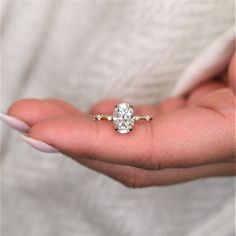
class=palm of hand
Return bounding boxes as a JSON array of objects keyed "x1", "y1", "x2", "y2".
[{"x1": 6, "y1": 55, "x2": 235, "y2": 187}]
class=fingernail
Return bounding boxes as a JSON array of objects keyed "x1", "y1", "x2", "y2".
[
  {"x1": 0, "y1": 112, "x2": 30, "y2": 132},
  {"x1": 20, "y1": 134, "x2": 59, "y2": 153}
]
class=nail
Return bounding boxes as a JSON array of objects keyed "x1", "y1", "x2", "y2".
[
  {"x1": 20, "y1": 134, "x2": 59, "y2": 153},
  {"x1": 0, "y1": 112, "x2": 30, "y2": 132}
]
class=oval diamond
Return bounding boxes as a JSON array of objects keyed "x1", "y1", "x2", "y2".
[{"x1": 112, "y1": 103, "x2": 135, "y2": 134}]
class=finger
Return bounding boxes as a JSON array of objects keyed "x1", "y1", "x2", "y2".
[
  {"x1": 136, "y1": 97, "x2": 186, "y2": 114},
  {"x1": 186, "y1": 53, "x2": 236, "y2": 103},
  {"x1": 228, "y1": 53, "x2": 236, "y2": 94},
  {"x1": 157, "y1": 97, "x2": 186, "y2": 112},
  {"x1": 187, "y1": 81, "x2": 226, "y2": 105},
  {"x1": 7, "y1": 98, "x2": 84, "y2": 126},
  {"x1": 28, "y1": 101, "x2": 234, "y2": 169},
  {"x1": 77, "y1": 158, "x2": 236, "y2": 187},
  {"x1": 193, "y1": 88, "x2": 235, "y2": 121}
]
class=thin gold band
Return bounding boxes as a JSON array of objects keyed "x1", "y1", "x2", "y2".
[{"x1": 93, "y1": 115, "x2": 153, "y2": 121}]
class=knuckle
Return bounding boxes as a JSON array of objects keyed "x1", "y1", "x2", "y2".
[
  {"x1": 122, "y1": 178, "x2": 144, "y2": 188},
  {"x1": 141, "y1": 121, "x2": 160, "y2": 169},
  {"x1": 111, "y1": 168, "x2": 145, "y2": 188},
  {"x1": 42, "y1": 98, "x2": 60, "y2": 108},
  {"x1": 143, "y1": 121, "x2": 177, "y2": 170},
  {"x1": 155, "y1": 153, "x2": 179, "y2": 170},
  {"x1": 120, "y1": 171, "x2": 145, "y2": 188},
  {"x1": 130, "y1": 123, "x2": 155, "y2": 169}
]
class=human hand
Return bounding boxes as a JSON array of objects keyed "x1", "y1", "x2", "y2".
[{"x1": 2, "y1": 54, "x2": 235, "y2": 187}]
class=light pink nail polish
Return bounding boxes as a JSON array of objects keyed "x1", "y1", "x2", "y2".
[
  {"x1": 20, "y1": 134, "x2": 59, "y2": 153},
  {"x1": 0, "y1": 112, "x2": 30, "y2": 132}
]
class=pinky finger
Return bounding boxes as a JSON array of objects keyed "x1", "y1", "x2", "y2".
[{"x1": 76, "y1": 158, "x2": 236, "y2": 187}]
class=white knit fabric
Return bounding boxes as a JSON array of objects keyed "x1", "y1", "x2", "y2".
[{"x1": 1, "y1": 1, "x2": 235, "y2": 236}]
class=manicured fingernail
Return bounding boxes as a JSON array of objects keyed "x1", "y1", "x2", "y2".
[
  {"x1": 20, "y1": 134, "x2": 59, "y2": 153},
  {"x1": 0, "y1": 112, "x2": 30, "y2": 132}
]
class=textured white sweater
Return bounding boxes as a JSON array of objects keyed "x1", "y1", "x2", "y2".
[{"x1": 1, "y1": 1, "x2": 235, "y2": 236}]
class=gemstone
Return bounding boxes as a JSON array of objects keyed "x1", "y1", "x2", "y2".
[{"x1": 112, "y1": 103, "x2": 135, "y2": 134}]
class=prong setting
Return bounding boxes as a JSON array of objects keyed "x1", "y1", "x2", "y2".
[
  {"x1": 94, "y1": 103, "x2": 153, "y2": 134},
  {"x1": 112, "y1": 103, "x2": 135, "y2": 134}
]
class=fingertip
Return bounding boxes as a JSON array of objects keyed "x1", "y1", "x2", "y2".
[
  {"x1": 7, "y1": 98, "x2": 82, "y2": 126},
  {"x1": 7, "y1": 99, "x2": 41, "y2": 125},
  {"x1": 28, "y1": 116, "x2": 97, "y2": 154}
]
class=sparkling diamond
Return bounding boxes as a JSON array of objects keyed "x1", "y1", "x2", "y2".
[{"x1": 112, "y1": 103, "x2": 135, "y2": 134}]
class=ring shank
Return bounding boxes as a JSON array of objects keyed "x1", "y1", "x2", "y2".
[
  {"x1": 93, "y1": 115, "x2": 153, "y2": 121},
  {"x1": 93, "y1": 115, "x2": 113, "y2": 121},
  {"x1": 135, "y1": 115, "x2": 153, "y2": 121}
]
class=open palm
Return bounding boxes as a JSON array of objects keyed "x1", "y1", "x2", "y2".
[{"x1": 5, "y1": 54, "x2": 235, "y2": 187}]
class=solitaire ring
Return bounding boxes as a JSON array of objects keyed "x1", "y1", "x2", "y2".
[{"x1": 93, "y1": 102, "x2": 153, "y2": 134}]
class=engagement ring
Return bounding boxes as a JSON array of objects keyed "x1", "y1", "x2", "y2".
[{"x1": 93, "y1": 103, "x2": 153, "y2": 134}]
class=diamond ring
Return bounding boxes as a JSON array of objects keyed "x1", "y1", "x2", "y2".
[{"x1": 93, "y1": 102, "x2": 153, "y2": 134}]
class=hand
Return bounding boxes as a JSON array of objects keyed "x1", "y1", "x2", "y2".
[{"x1": 4, "y1": 54, "x2": 236, "y2": 187}]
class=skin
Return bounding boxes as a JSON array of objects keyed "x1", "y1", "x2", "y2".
[{"x1": 7, "y1": 53, "x2": 236, "y2": 187}]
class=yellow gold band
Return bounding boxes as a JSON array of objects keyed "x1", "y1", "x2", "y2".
[{"x1": 93, "y1": 115, "x2": 153, "y2": 121}]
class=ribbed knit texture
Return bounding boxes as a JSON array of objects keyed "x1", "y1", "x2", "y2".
[{"x1": 1, "y1": 1, "x2": 235, "y2": 236}]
